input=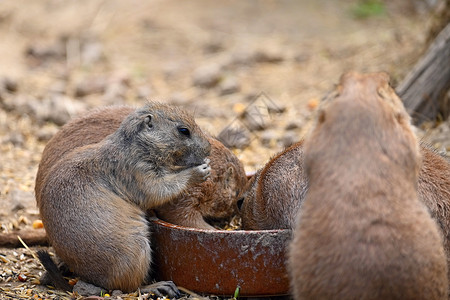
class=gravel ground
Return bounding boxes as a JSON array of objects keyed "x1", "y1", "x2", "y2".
[{"x1": 0, "y1": 0, "x2": 449, "y2": 299}]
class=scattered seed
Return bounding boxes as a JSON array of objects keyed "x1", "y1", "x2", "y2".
[
  {"x1": 18, "y1": 215, "x2": 30, "y2": 225},
  {"x1": 307, "y1": 98, "x2": 319, "y2": 110},
  {"x1": 32, "y1": 220, "x2": 44, "y2": 229},
  {"x1": 18, "y1": 274, "x2": 27, "y2": 282},
  {"x1": 0, "y1": 254, "x2": 9, "y2": 263}
]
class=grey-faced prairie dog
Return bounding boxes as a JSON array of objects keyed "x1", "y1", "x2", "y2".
[
  {"x1": 36, "y1": 105, "x2": 247, "y2": 230},
  {"x1": 238, "y1": 140, "x2": 307, "y2": 230},
  {"x1": 289, "y1": 72, "x2": 448, "y2": 299},
  {"x1": 36, "y1": 102, "x2": 211, "y2": 293}
]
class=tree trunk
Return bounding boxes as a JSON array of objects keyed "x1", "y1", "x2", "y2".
[{"x1": 396, "y1": 23, "x2": 450, "y2": 124}]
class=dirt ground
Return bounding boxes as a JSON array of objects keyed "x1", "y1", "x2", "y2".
[{"x1": 0, "y1": 0, "x2": 449, "y2": 299}]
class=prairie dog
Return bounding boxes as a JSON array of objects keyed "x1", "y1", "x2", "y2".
[
  {"x1": 418, "y1": 144, "x2": 450, "y2": 280},
  {"x1": 289, "y1": 72, "x2": 448, "y2": 299},
  {"x1": 238, "y1": 141, "x2": 307, "y2": 230},
  {"x1": 36, "y1": 105, "x2": 247, "y2": 230},
  {"x1": 36, "y1": 102, "x2": 211, "y2": 292},
  {"x1": 156, "y1": 137, "x2": 247, "y2": 229}
]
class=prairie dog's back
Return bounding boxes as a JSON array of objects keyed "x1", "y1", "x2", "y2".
[
  {"x1": 289, "y1": 72, "x2": 448, "y2": 300},
  {"x1": 239, "y1": 141, "x2": 307, "y2": 230},
  {"x1": 35, "y1": 106, "x2": 134, "y2": 205}
]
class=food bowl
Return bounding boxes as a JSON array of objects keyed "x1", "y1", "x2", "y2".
[{"x1": 149, "y1": 217, "x2": 292, "y2": 297}]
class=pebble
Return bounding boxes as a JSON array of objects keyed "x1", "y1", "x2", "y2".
[
  {"x1": 169, "y1": 92, "x2": 189, "y2": 106},
  {"x1": 25, "y1": 39, "x2": 66, "y2": 66},
  {"x1": 240, "y1": 105, "x2": 270, "y2": 131},
  {"x1": 294, "y1": 52, "x2": 311, "y2": 63},
  {"x1": 26, "y1": 43, "x2": 64, "y2": 60},
  {"x1": 3, "y1": 132, "x2": 25, "y2": 147},
  {"x1": 12, "y1": 203, "x2": 25, "y2": 212},
  {"x1": 163, "y1": 61, "x2": 184, "y2": 78},
  {"x1": 260, "y1": 130, "x2": 278, "y2": 147},
  {"x1": 193, "y1": 63, "x2": 222, "y2": 88},
  {"x1": 81, "y1": 40, "x2": 104, "y2": 66},
  {"x1": 203, "y1": 37, "x2": 225, "y2": 54},
  {"x1": 74, "y1": 77, "x2": 107, "y2": 97},
  {"x1": 219, "y1": 76, "x2": 240, "y2": 95},
  {"x1": 1, "y1": 77, "x2": 18, "y2": 93},
  {"x1": 73, "y1": 280, "x2": 106, "y2": 297},
  {"x1": 102, "y1": 82, "x2": 128, "y2": 105},
  {"x1": 253, "y1": 47, "x2": 284, "y2": 63},
  {"x1": 111, "y1": 290, "x2": 123, "y2": 296},
  {"x1": 136, "y1": 86, "x2": 153, "y2": 100},
  {"x1": 48, "y1": 80, "x2": 67, "y2": 95},
  {"x1": 1, "y1": 94, "x2": 85, "y2": 126},
  {"x1": 285, "y1": 118, "x2": 304, "y2": 130},
  {"x1": 266, "y1": 99, "x2": 286, "y2": 114},
  {"x1": 33, "y1": 95, "x2": 86, "y2": 125},
  {"x1": 245, "y1": 91, "x2": 285, "y2": 115},
  {"x1": 217, "y1": 126, "x2": 251, "y2": 149},
  {"x1": 36, "y1": 126, "x2": 58, "y2": 142},
  {"x1": 280, "y1": 131, "x2": 299, "y2": 148},
  {"x1": 10, "y1": 190, "x2": 35, "y2": 211},
  {"x1": 229, "y1": 49, "x2": 255, "y2": 66}
]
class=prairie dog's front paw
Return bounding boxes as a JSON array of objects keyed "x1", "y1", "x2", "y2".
[{"x1": 189, "y1": 158, "x2": 211, "y2": 184}]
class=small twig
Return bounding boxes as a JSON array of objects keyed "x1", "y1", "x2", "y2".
[
  {"x1": 17, "y1": 235, "x2": 42, "y2": 267},
  {"x1": 178, "y1": 286, "x2": 204, "y2": 299}
]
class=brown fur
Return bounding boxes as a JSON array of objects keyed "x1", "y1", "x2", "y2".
[
  {"x1": 239, "y1": 141, "x2": 307, "y2": 230},
  {"x1": 289, "y1": 72, "x2": 448, "y2": 299},
  {"x1": 418, "y1": 144, "x2": 450, "y2": 281},
  {"x1": 237, "y1": 115, "x2": 450, "y2": 293},
  {"x1": 36, "y1": 102, "x2": 211, "y2": 292},
  {"x1": 35, "y1": 105, "x2": 247, "y2": 231},
  {"x1": 35, "y1": 105, "x2": 132, "y2": 205},
  {"x1": 156, "y1": 138, "x2": 247, "y2": 229}
]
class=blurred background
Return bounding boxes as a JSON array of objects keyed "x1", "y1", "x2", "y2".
[{"x1": 0, "y1": 0, "x2": 448, "y2": 237}]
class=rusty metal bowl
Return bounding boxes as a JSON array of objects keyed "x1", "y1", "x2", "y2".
[{"x1": 149, "y1": 217, "x2": 292, "y2": 297}]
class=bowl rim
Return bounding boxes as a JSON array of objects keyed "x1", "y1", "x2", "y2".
[{"x1": 149, "y1": 217, "x2": 292, "y2": 235}]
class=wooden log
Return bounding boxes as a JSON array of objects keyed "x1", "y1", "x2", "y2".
[
  {"x1": 0, "y1": 229, "x2": 48, "y2": 247},
  {"x1": 396, "y1": 23, "x2": 450, "y2": 124}
]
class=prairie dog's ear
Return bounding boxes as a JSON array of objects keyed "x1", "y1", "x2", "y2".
[
  {"x1": 237, "y1": 196, "x2": 244, "y2": 211},
  {"x1": 224, "y1": 166, "x2": 234, "y2": 188},
  {"x1": 144, "y1": 114, "x2": 153, "y2": 128}
]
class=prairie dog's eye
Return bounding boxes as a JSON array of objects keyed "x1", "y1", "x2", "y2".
[{"x1": 177, "y1": 127, "x2": 190, "y2": 137}]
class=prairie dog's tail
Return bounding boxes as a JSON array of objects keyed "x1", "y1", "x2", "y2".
[{"x1": 37, "y1": 250, "x2": 72, "y2": 291}]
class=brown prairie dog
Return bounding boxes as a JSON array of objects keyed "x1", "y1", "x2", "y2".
[
  {"x1": 36, "y1": 102, "x2": 211, "y2": 292},
  {"x1": 418, "y1": 144, "x2": 450, "y2": 279},
  {"x1": 289, "y1": 72, "x2": 448, "y2": 299},
  {"x1": 36, "y1": 105, "x2": 247, "y2": 230},
  {"x1": 238, "y1": 117, "x2": 450, "y2": 239},
  {"x1": 156, "y1": 137, "x2": 247, "y2": 230},
  {"x1": 238, "y1": 141, "x2": 307, "y2": 230}
]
